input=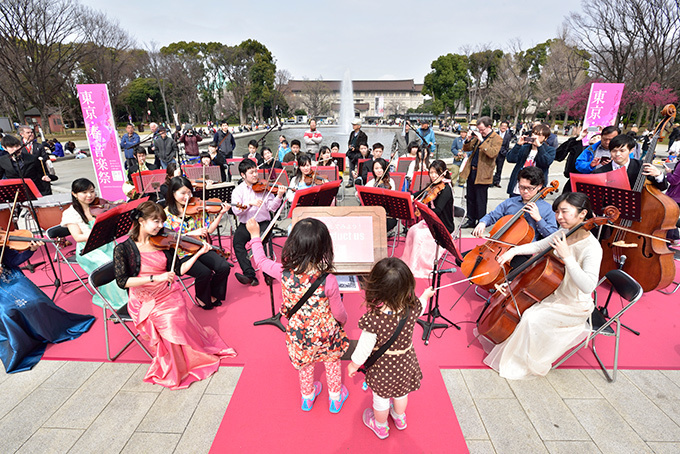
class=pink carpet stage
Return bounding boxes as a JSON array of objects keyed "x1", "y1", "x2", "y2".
[{"x1": 26, "y1": 237, "x2": 680, "y2": 453}]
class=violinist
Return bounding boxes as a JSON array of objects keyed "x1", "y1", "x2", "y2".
[
  {"x1": 60, "y1": 178, "x2": 129, "y2": 309},
  {"x1": 406, "y1": 145, "x2": 430, "y2": 188},
  {"x1": 472, "y1": 166, "x2": 558, "y2": 268},
  {"x1": 124, "y1": 146, "x2": 158, "y2": 200},
  {"x1": 158, "y1": 163, "x2": 182, "y2": 203},
  {"x1": 357, "y1": 142, "x2": 384, "y2": 186},
  {"x1": 164, "y1": 177, "x2": 231, "y2": 310},
  {"x1": 260, "y1": 146, "x2": 283, "y2": 181},
  {"x1": 207, "y1": 144, "x2": 228, "y2": 182},
  {"x1": 0, "y1": 135, "x2": 57, "y2": 196},
  {"x1": 113, "y1": 201, "x2": 236, "y2": 389},
  {"x1": 243, "y1": 139, "x2": 264, "y2": 165},
  {"x1": 365, "y1": 158, "x2": 398, "y2": 233},
  {"x1": 231, "y1": 159, "x2": 285, "y2": 286},
  {"x1": 481, "y1": 192, "x2": 602, "y2": 380},
  {"x1": 401, "y1": 160, "x2": 454, "y2": 278},
  {"x1": 316, "y1": 146, "x2": 336, "y2": 167},
  {"x1": 592, "y1": 134, "x2": 667, "y2": 190},
  {"x1": 287, "y1": 154, "x2": 322, "y2": 201},
  {"x1": 350, "y1": 143, "x2": 371, "y2": 186}
]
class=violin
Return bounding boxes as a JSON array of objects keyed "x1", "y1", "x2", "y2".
[
  {"x1": 150, "y1": 227, "x2": 230, "y2": 259},
  {"x1": 90, "y1": 198, "x2": 125, "y2": 216},
  {"x1": 477, "y1": 207, "x2": 620, "y2": 344},
  {"x1": 184, "y1": 197, "x2": 246, "y2": 216},
  {"x1": 420, "y1": 181, "x2": 445, "y2": 204},
  {"x1": 303, "y1": 174, "x2": 327, "y2": 186},
  {"x1": 0, "y1": 229, "x2": 56, "y2": 251},
  {"x1": 461, "y1": 181, "x2": 560, "y2": 289},
  {"x1": 252, "y1": 179, "x2": 293, "y2": 195}
]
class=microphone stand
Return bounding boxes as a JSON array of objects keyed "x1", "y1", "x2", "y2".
[{"x1": 406, "y1": 121, "x2": 433, "y2": 193}]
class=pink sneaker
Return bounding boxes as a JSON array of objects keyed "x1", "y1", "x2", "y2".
[
  {"x1": 390, "y1": 404, "x2": 407, "y2": 430},
  {"x1": 363, "y1": 408, "x2": 389, "y2": 439},
  {"x1": 329, "y1": 384, "x2": 349, "y2": 413},
  {"x1": 301, "y1": 381, "x2": 322, "y2": 411}
]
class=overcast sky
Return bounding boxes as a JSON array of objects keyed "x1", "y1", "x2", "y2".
[{"x1": 81, "y1": 0, "x2": 581, "y2": 83}]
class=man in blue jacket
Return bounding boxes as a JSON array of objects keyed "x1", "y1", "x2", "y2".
[
  {"x1": 574, "y1": 126, "x2": 619, "y2": 174},
  {"x1": 417, "y1": 119, "x2": 436, "y2": 155},
  {"x1": 120, "y1": 123, "x2": 140, "y2": 169},
  {"x1": 505, "y1": 123, "x2": 555, "y2": 196}
]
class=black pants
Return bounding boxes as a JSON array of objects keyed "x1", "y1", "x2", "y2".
[
  {"x1": 181, "y1": 250, "x2": 230, "y2": 304},
  {"x1": 233, "y1": 220, "x2": 269, "y2": 279},
  {"x1": 493, "y1": 153, "x2": 506, "y2": 186},
  {"x1": 466, "y1": 170, "x2": 489, "y2": 222}
]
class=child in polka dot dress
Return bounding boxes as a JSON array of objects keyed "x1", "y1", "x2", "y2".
[
  {"x1": 246, "y1": 217, "x2": 350, "y2": 413},
  {"x1": 348, "y1": 258, "x2": 435, "y2": 439}
]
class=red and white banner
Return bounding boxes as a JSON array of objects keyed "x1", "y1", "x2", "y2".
[{"x1": 582, "y1": 82, "x2": 625, "y2": 145}]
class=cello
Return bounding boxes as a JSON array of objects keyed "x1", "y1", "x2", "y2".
[
  {"x1": 477, "y1": 207, "x2": 619, "y2": 344},
  {"x1": 599, "y1": 104, "x2": 679, "y2": 292},
  {"x1": 460, "y1": 181, "x2": 560, "y2": 289}
]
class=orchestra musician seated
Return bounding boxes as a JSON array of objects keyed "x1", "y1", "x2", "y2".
[
  {"x1": 400, "y1": 160, "x2": 454, "y2": 278},
  {"x1": 472, "y1": 166, "x2": 559, "y2": 269},
  {"x1": 231, "y1": 159, "x2": 286, "y2": 286},
  {"x1": 592, "y1": 134, "x2": 668, "y2": 190},
  {"x1": 124, "y1": 146, "x2": 158, "y2": 200},
  {"x1": 364, "y1": 157, "x2": 398, "y2": 233},
  {"x1": 163, "y1": 177, "x2": 232, "y2": 309},
  {"x1": 478, "y1": 192, "x2": 602, "y2": 380}
]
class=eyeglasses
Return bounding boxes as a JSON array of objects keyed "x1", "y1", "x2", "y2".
[{"x1": 518, "y1": 184, "x2": 538, "y2": 192}]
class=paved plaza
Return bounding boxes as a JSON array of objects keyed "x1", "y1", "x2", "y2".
[{"x1": 2, "y1": 130, "x2": 678, "y2": 453}]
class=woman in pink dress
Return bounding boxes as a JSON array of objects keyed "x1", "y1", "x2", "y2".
[{"x1": 113, "y1": 201, "x2": 236, "y2": 389}]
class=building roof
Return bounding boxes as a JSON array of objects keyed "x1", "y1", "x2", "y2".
[
  {"x1": 330, "y1": 102, "x2": 370, "y2": 112},
  {"x1": 288, "y1": 79, "x2": 424, "y2": 93}
]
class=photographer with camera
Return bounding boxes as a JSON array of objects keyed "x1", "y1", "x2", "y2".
[
  {"x1": 505, "y1": 123, "x2": 555, "y2": 196},
  {"x1": 179, "y1": 127, "x2": 203, "y2": 157},
  {"x1": 574, "y1": 125, "x2": 619, "y2": 174}
]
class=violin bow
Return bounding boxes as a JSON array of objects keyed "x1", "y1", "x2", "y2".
[
  {"x1": 169, "y1": 196, "x2": 191, "y2": 287},
  {"x1": 252, "y1": 168, "x2": 285, "y2": 221},
  {"x1": 0, "y1": 191, "x2": 20, "y2": 267},
  {"x1": 202, "y1": 162, "x2": 207, "y2": 228}
]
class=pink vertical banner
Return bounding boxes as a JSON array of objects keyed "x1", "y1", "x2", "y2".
[
  {"x1": 76, "y1": 84, "x2": 126, "y2": 201},
  {"x1": 581, "y1": 82, "x2": 625, "y2": 145}
]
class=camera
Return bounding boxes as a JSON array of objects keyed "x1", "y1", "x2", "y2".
[{"x1": 525, "y1": 137, "x2": 535, "y2": 144}]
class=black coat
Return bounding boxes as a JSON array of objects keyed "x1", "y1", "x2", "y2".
[
  {"x1": 347, "y1": 129, "x2": 368, "y2": 164},
  {"x1": 0, "y1": 152, "x2": 56, "y2": 195},
  {"x1": 593, "y1": 159, "x2": 668, "y2": 191}
]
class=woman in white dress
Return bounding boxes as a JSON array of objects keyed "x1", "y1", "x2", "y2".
[{"x1": 480, "y1": 192, "x2": 603, "y2": 380}]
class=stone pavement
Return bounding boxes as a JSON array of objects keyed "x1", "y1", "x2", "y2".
[{"x1": 3, "y1": 136, "x2": 678, "y2": 453}]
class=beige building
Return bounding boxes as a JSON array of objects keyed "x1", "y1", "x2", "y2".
[{"x1": 286, "y1": 79, "x2": 425, "y2": 119}]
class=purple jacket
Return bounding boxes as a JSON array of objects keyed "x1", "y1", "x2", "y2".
[{"x1": 665, "y1": 163, "x2": 680, "y2": 203}]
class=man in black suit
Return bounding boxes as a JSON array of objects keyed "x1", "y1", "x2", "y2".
[
  {"x1": 0, "y1": 135, "x2": 56, "y2": 195},
  {"x1": 592, "y1": 134, "x2": 667, "y2": 190},
  {"x1": 492, "y1": 121, "x2": 515, "y2": 187},
  {"x1": 18, "y1": 125, "x2": 49, "y2": 161},
  {"x1": 346, "y1": 118, "x2": 368, "y2": 187}
]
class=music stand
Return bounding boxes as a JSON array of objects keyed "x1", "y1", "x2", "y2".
[
  {"x1": 331, "y1": 153, "x2": 346, "y2": 173},
  {"x1": 253, "y1": 234, "x2": 285, "y2": 332},
  {"x1": 257, "y1": 168, "x2": 290, "y2": 186},
  {"x1": 414, "y1": 200, "x2": 462, "y2": 345},
  {"x1": 183, "y1": 165, "x2": 222, "y2": 183},
  {"x1": 357, "y1": 159, "x2": 371, "y2": 182},
  {"x1": 132, "y1": 169, "x2": 166, "y2": 197},
  {"x1": 190, "y1": 183, "x2": 236, "y2": 252},
  {"x1": 356, "y1": 186, "x2": 414, "y2": 256},
  {"x1": 81, "y1": 197, "x2": 149, "y2": 256},
  {"x1": 0, "y1": 179, "x2": 59, "y2": 295},
  {"x1": 397, "y1": 157, "x2": 415, "y2": 173},
  {"x1": 366, "y1": 173, "x2": 406, "y2": 193},
  {"x1": 575, "y1": 183, "x2": 642, "y2": 222},
  {"x1": 411, "y1": 171, "x2": 429, "y2": 194},
  {"x1": 288, "y1": 181, "x2": 341, "y2": 218},
  {"x1": 314, "y1": 166, "x2": 340, "y2": 182}
]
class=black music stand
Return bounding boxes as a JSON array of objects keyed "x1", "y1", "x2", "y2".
[
  {"x1": 331, "y1": 153, "x2": 346, "y2": 173},
  {"x1": 288, "y1": 181, "x2": 341, "y2": 217},
  {"x1": 414, "y1": 200, "x2": 462, "y2": 345},
  {"x1": 356, "y1": 186, "x2": 415, "y2": 256},
  {"x1": 253, "y1": 234, "x2": 285, "y2": 332},
  {"x1": 576, "y1": 183, "x2": 642, "y2": 222},
  {"x1": 81, "y1": 197, "x2": 149, "y2": 256},
  {"x1": 0, "y1": 178, "x2": 60, "y2": 296}
]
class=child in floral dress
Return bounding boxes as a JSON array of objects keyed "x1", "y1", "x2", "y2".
[
  {"x1": 246, "y1": 217, "x2": 350, "y2": 412},
  {"x1": 348, "y1": 258, "x2": 435, "y2": 439}
]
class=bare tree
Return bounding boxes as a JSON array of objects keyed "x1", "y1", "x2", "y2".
[
  {"x1": 488, "y1": 40, "x2": 533, "y2": 127},
  {"x1": 0, "y1": 0, "x2": 89, "y2": 133},
  {"x1": 146, "y1": 43, "x2": 172, "y2": 125},
  {"x1": 300, "y1": 77, "x2": 332, "y2": 118}
]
